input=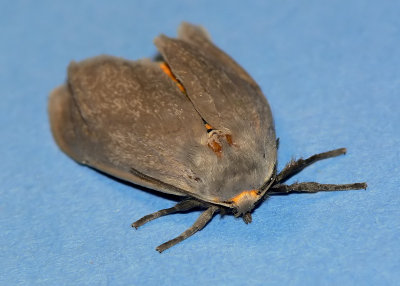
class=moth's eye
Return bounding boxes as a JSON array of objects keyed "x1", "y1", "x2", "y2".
[{"x1": 263, "y1": 153, "x2": 266, "y2": 159}]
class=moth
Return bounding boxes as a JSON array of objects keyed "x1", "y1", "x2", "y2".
[{"x1": 48, "y1": 22, "x2": 367, "y2": 252}]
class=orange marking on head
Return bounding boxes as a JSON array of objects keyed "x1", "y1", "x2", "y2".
[
  {"x1": 208, "y1": 140, "x2": 222, "y2": 156},
  {"x1": 225, "y1": 134, "x2": 233, "y2": 145},
  {"x1": 231, "y1": 190, "x2": 259, "y2": 205},
  {"x1": 159, "y1": 62, "x2": 186, "y2": 92}
]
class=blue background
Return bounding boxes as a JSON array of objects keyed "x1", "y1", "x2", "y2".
[{"x1": 1, "y1": 1, "x2": 399, "y2": 285}]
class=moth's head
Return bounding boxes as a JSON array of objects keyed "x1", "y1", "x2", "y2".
[
  {"x1": 230, "y1": 189, "x2": 262, "y2": 223},
  {"x1": 227, "y1": 173, "x2": 275, "y2": 223}
]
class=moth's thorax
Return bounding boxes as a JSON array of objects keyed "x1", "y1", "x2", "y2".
[{"x1": 191, "y1": 128, "x2": 276, "y2": 206}]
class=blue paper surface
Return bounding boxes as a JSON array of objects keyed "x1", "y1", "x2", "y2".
[{"x1": 1, "y1": 1, "x2": 399, "y2": 285}]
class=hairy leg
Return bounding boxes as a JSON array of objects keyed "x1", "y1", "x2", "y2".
[
  {"x1": 156, "y1": 206, "x2": 219, "y2": 253},
  {"x1": 268, "y1": 182, "x2": 367, "y2": 195},
  {"x1": 276, "y1": 148, "x2": 347, "y2": 183},
  {"x1": 132, "y1": 199, "x2": 205, "y2": 229}
]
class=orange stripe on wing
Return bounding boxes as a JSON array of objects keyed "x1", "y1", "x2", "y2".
[{"x1": 159, "y1": 62, "x2": 186, "y2": 92}]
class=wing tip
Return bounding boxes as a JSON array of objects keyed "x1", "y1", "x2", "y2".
[{"x1": 178, "y1": 22, "x2": 211, "y2": 41}]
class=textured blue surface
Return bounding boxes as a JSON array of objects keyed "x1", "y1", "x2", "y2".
[{"x1": 1, "y1": 1, "x2": 399, "y2": 285}]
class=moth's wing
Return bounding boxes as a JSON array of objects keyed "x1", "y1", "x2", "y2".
[
  {"x1": 177, "y1": 22, "x2": 259, "y2": 88},
  {"x1": 155, "y1": 25, "x2": 277, "y2": 177},
  {"x1": 48, "y1": 56, "x2": 209, "y2": 198}
]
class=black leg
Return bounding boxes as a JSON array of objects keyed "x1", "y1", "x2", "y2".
[
  {"x1": 276, "y1": 148, "x2": 347, "y2": 183},
  {"x1": 156, "y1": 206, "x2": 219, "y2": 253},
  {"x1": 132, "y1": 199, "x2": 204, "y2": 229},
  {"x1": 268, "y1": 182, "x2": 367, "y2": 195}
]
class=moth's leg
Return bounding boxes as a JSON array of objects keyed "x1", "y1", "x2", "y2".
[
  {"x1": 276, "y1": 148, "x2": 347, "y2": 183},
  {"x1": 132, "y1": 199, "x2": 204, "y2": 229},
  {"x1": 156, "y1": 206, "x2": 219, "y2": 253},
  {"x1": 268, "y1": 182, "x2": 367, "y2": 195}
]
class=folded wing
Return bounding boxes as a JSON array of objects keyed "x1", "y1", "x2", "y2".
[{"x1": 49, "y1": 56, "x2": 207, "y2": 197}]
